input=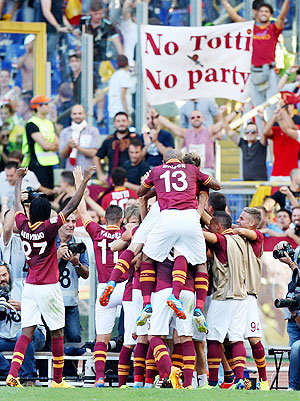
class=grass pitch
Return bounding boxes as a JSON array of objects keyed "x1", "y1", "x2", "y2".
[{"x1": 0, "y1": 387, "x2": 296, "y2": 401}]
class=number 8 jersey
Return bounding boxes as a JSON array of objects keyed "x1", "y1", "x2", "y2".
[
  {"x1": 15, "y1": 211, "x2": 66, "y2": 285},
  {"x1": 142, "y1": 159, "x2": 212, "y2": 210},
  {"x1": 84, "y1": 219, "x2": 126, "y2": 284}
]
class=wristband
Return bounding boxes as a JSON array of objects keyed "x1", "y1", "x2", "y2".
[
  {"x1": 285, "y1": 71, "x2": 291, "y2": 76},
  {"x1": 288, "y1": 261, "x2": 296, "y2": 267}
]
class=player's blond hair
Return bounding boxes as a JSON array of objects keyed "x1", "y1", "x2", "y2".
[{"x1": 243, "y1": 207, "x2": 262, "y2": 227}]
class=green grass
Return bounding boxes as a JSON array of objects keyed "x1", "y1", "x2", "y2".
[{"x1": 0, "y1": 387, "x2": 296, "y2": 401}]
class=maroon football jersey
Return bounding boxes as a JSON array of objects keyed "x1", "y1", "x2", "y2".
[
  {"x1": 143, "y1": 160, "x2": 212, "y2": 211},
  {"x1": 84, "y1": 219, "x2": 126, "y2": 283},
  {"x1": 156, "y1": 258, "x2": 195, "y2": 293},
  {"x1": 15, "y1": 211, "x2": 66, "y2": 285},
  {"x1": 101, "y1": 187, "x2": 138, "y2": 211}
]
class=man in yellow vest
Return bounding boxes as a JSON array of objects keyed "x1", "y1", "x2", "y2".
[{"x1": 22, "y1": 95, "x2": 59, "y2": 189}]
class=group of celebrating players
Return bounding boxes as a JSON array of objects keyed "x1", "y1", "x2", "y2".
[{"x1": 5, "y1": 148, "x2": 269, "y2": 390}]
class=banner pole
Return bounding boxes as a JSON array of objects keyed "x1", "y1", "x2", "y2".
[{"x1": 190, "y1": 0, "x2": 202, "y2": 27}]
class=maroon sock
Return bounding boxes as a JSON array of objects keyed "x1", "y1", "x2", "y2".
[
  {"x1": 149, "y1": 337, "x2": 172, "y2": 378},
  {"x1": 251, "y1": 341, "x2": 267, "y2": 381},
  {"x1": 145, "y1": 345, "x2": 158, "y2": 384},
  {"x1": 195, "y1": 271, "x2": 209, "y2": 310},
  {"x1": 171, "y1": 342, "x2": 183, "y2": 369},
  {"x1": 207, "y1": 340, "x2": 222, "y2": 384},
  {"x1": 110, "y1": 250, "x2": 135, "y2": 283},
  {"x1": 118, "y1": 346, "x2": 133, "y2": 387},
  {"x1": 182, "y1": 340, "x2": 196, "y2": 387},
  {"x1": 134, "y1": 342, "x2": 148, "y2": 383},
  {"x1": 9, "y1": 334, "x2": 30, "y2": 378},
  {"x1": 224, "y1": 343, "x2": 235, "y2": 371},
  {"x1": 140, "y1": 261, "x2": 156, "y2": 307},
  {"x1": 93, "y1": 341, "x2": 107, "y2": 380},
  {"x1": 231, "y1": 341, "x2": 246, "y2": 380},
  {"x1": 172, "y1": 256, "x2": 187, "y2": 299},
  {"x1": 52, "y1": 336, "x2": 64, "y2": 383}
]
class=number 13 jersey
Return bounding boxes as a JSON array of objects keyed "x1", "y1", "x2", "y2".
[
  {"x1": 15, "y1": 211, "x2": 66, "y2": 285},
  {"x1": 142, "y1": 159, "x2": 212, "y2": 211},
  {"x1": 84, "y1": 219, "x2": 126, "y2": 283}
]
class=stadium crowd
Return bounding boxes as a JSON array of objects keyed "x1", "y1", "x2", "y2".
[{"x1": 0, "y1": 0, "x2": 299, "y2": 392}]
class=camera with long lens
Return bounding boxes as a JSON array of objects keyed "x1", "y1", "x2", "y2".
[
  {"x1": 23, "y1": 186, "x2": 46, "y2": 203},
  {"x1": 274, "y1": 293, "x2": 300, "y2": 311},
  {"x1": 0, "y1": 285, "x2": 9, "y2": 320},
  {"x1": 67, "y1": 242, "x2": 86, "y2": 255},
  {"x1": 273, "y1": 242, "x2": 295, "y2": 260}
]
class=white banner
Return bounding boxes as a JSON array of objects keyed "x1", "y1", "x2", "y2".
[{"x1": 140, "y1": 22, "x2": 254, "y2": 105}]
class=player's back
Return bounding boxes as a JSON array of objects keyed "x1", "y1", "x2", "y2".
[
  {"x1": 84, "y1": 220, "x2": 125, "y2": 283},
  {"x1": 144, "y1": 162, "x2": 211, "y2": 211},
  {"x1": 15, "y1": 211, "x2": 66, "y2": 285},
  {"x1": 101, "y1": 187, "x2": 138, "y2": 211}
]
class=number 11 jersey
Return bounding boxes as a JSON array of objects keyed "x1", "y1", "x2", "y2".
[{"x1": 84, "y1": 219, "x2": 126, "y2": 283}]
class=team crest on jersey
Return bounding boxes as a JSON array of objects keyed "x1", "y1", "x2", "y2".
[{"x1": 50, "y1": 216, "x2": 58, "y2": 224}]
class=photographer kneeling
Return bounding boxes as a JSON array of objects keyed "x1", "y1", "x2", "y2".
[{"x1": 273, "y1": 241, "x2": 300, "y2": 391}]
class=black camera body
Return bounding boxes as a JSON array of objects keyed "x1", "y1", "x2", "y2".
[
  {"x1": 67, "y1": 242, "x2": 86, "y2": 255},
  {"x1": 23, "y1": 186, "x2": 46, "y2": 203},
  {"x1": 273, "y1": 242, "x2": 295, "y2": 260},
  {"x1": 274, "y1": 293, "x2": 300, "y2": 311},
  {"x1": 0, "y1": 285, "x2": 10, "y2": 320}
]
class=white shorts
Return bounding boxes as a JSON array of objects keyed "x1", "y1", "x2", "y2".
[
  {"x1": 131, "y1": 201, "x2": 160, "y2": 245},
  {"x1": 95, "y1": 281, "x2": 126, "y2": 335},
  {"x1": 143, "y1": 209, "x2": 206, "y2": 265},
  {"x1": 132, "y1": 289, "x2": 148, "y2": 336},
  {"x1": 148, "y1": 288, "x2": 194, "y2": 337},
  {"x1": 21, "y1": 282, "x2": 64, "y2": 331},
  {"x1": 206, "y1": 298, "x2": 248, "y2": 343},
  {"x1": 123, "y1": 301, "x2": 138, "y2": 346},
  {"x1": 244, "y1": 295, "x2": 262, "y2": 339}
]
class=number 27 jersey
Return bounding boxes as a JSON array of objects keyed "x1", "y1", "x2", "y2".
[
  {"x1": 84, "y1": 219, "x2": 126, "y2": 283},
  {"x1": 143, "y1": 161, "x2": 212, "y2": 211}
]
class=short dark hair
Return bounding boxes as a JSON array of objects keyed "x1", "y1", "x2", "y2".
[
  {"x1": 0, "y1": 103, "x2": 13, "y2": 114},
  {"x1": 276, "y1": 208, "x2": 292, "y2": 219},
  {"x1": 111, "y1": 167, "x2": 126, "y2": 186},
  {"x1": 90, "y1": 0, "x2": 102, "y2": 12},
  {"x1": 4, "y1": 161, "x2": 18, "y2": 170},
  {"x1": 114, "y1": 111, "x2": 128, "y2": 121},
  {"x1": 61, "y1": 171, "x2": 75, "y2": 187},
  {"x1": 0, "y1": 122, "x2": 11, "y2": 132},
  {"x1": 116, "y1": 55, "x2": 128, "y2": 69},
  {"x1": 130, "y1": 138, "x2": 143, "y2": 149},
  {"x1": 252, "y1": 0, "x2": 264, "y2": 10},
  {"x1": 213, "y1": 211, "x2": 232, "y2": 230},
  {"x1": 208, "y1": 192, "x2": 226, "y2": 211},
  {"x1": 8, "y1": 150, "x2": 24, "y2": 161},
  {"x1": 183, "y1": 152, "x2": 201, "y2": 167},
  {"x1": 257, "y1": 3, "x2": 274, "y2": 14},
  {"x1": 105, "y1": 205, "x2": 122, "y2": 224},
  {"x1": 29, "y1": 197, "x2": 52, "y2": 224}
]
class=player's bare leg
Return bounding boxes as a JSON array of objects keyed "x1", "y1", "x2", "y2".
[
  {"x1": 99, "y1": 243, "x2": 143, "y2": 306},
  {"x1": 6, "y1": 325, "x2": 36, "y2": 387},
  {"x1": 193, "y1": 263, "x2": 208, "y2": 332},
  {"x1": 194, "y1": 340, "x2": 208, "y2": 387}
]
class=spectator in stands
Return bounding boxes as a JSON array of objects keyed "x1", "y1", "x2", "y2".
[
  {"x1": 285, "y1": 206, "x2": 300, "y2": 245},
  {"x1": 52, "y1": 171, "x2": 76, "y2": 212},
  {"x1": 179, "y1": 98, "x2": 220, "y2": 129},
  {"x1": 53, "y1": 82, "x2": 75, "y2": 132},
  {"x1": 155, "y1": 106, "x2": 229, "y2": 175},
  {"x1": 95, "y1": 111, "x2": 137, "y2": 183},
  {"x1": 264, "y1": 168, "x2": 300, "y2": 212},
  {"x1": 40, "y1": 0, "x2": 74, "y2": 61},
  {"x1": 99, "y1": 167, "x2": 138, "y2": 211},
  {"x1": 0, "y1": 69, "x2": 21, "y2": 107},
  {"x1": 56, "y1": 213, "x2": 89, "y2": 343},
  {"x1": 222, "y1": 0, "x2": 290, "y2": 129},
  {"x1": 108, "y1": 55, "x2": 134, "y2": 133},
  {"x1": 86, "y1": 1, "x2": 123, "y2": 76},
  {"x1": 60, "y1": 104, "x2": 101, "y2": 172},
  {"x1": 0, "y1": 103, "x2": 14, "y2": 129},
  {"x1": 0, "y1": 123, "x2": 19, "y2": 172},
  {"x1": 0, "y1": 161, "x2": 54, "y2": 209},
  {"x1": 224, "y1": 117, "x2": 268, "y2": 181},
  {"x1": 256, "y1": 205, "x2": 286, "y2": 237},
  {"x1": 22, "y1": 95, "x2": 59, "y2": 190},
  {"x1": 262, "y1": 101, "x2": 300, "y2": 181},
  {"x1": 0, "y1": 261, "x2": 46, "y2": 385},
  {"x1": 123, "y1": 138, "x2": 150, "y2": 192},
  {"x1": 141, "y1": 109, "x2": 174, "y2": 169},
  {"x1": 14, "y1": 96, "x2": 32, "y2": 129},
  {"x1": 15, "y1": 34, "x2": 34, "y2": 96},
  {"x1": 120, "y1": 0, "x2": 137, "y2": 69},
  {"x1": 278, "y1": 65, "x2": 300, "y2": 95},
  {"x1": 259, "y1": 208, "x2": 292, "y2": 237}
]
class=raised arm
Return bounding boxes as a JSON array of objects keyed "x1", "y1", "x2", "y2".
[
  {"x1": 14, "y1": 168, "x2": 28, "y2": 213},
  {"x1": 221, "y1": 0, "x2": 245, "y2": 22},
  {"x1": 61, "y1": 166, "x2": 96, "y2": 219},
  {"x1": 73, "y1": 167, "x2": 97, "y2": 225},
  {"x1": 158, "y1": 114, "x2": 185, "y2": 138},
  {"x1": 276, "y1": 0, "x2": 290, "y2": 28}
]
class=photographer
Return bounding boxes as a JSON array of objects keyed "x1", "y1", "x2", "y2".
[
  {"x1": 0, "y1": 262, "x2": 45, "y2": 384},
  {"x1": 56, "y1": 213, "x2": 89, "y2": 343},
  {"x1": 273, "y1": 241, "x2": 300, "y2": 391}
]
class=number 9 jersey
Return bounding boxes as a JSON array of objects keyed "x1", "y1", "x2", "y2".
[
  {"x1": 84, "y1": 219, "x2": 126, "y2": 284},
  {"x1": 15, "y1": 211, "x2": 66, "y2": 285},
  {"x1": 142, "y1": 160, "x2": 212, "y2": 211}
]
